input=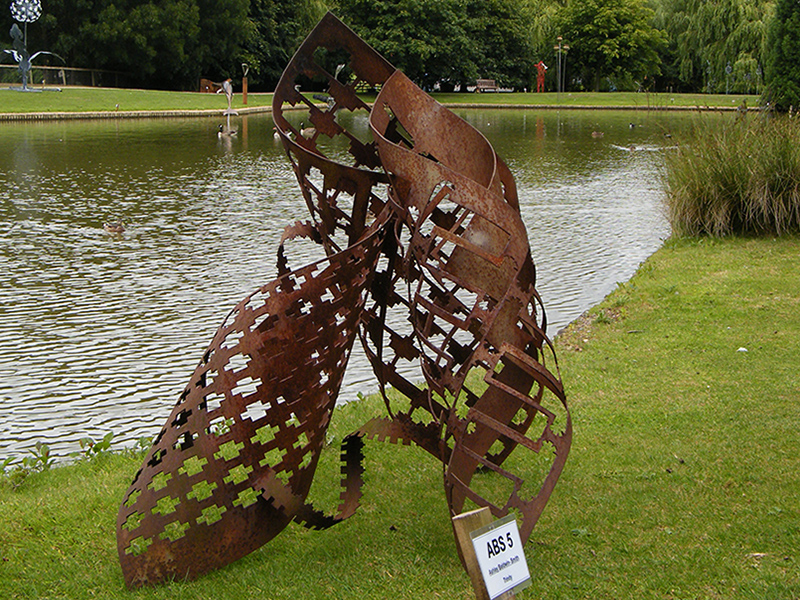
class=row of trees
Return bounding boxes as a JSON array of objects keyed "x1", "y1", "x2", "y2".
[
  {"x1": 2, "y1": 0, "x2": 797, "y2": 109},
  {"x1": 1, "y1": 0, "x2": 325, "y2": 90},
  {"x1": 330, "y1": 0, "x2": 537, "y2": 92}
]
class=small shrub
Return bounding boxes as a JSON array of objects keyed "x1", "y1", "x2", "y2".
[
  {"x1": 6, "y1": 466, "x2": 32, "y2": 490},
  {"x1": 664, "y1": 116, "x2": 800, "y2": 236},
  {"x1": 77, "y1": 432, "x2": 114, "y2": 459},
  {"x1": 132, "y1": 436, "x2": 154, "y2": 455},
  {"x1": 594, "y1": 311, "x2": 613, "y2": 325},
  {"x1": 1, "y1": 442, "x2": 54, "y2": 490},
  {"x1": 24, "y1": 442, "x2": 54, "y2": 471}
]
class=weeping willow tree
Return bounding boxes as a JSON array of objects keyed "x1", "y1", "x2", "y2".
[{"x1": 653, "y1": 0, "x2": 774, "y2": 94}]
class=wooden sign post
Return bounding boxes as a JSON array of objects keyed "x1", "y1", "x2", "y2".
[
  {"x1": 453, "y1": 508, "x2": 531, "y2": 600},
  {"x1": 453, "y1": 508, "x2": 494, "y2": 600},
  {"x1": 242, "y1": 63, "x2": 250, "y2": 105}
]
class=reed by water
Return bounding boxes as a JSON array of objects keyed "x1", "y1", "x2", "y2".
[{"x1": 664, "y1": 114, "x2": 800, "y2": 236}]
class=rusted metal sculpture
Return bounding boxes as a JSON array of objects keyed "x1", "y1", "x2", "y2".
[
  {"x1": 536, "y1": 60, "x2": 548, "y2": 93},
  {"x1": 116, "y1": 12, "x2": 571, "y2": 588}
]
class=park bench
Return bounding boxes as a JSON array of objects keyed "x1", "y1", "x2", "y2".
[{"x1": 476, "y1": 78, "x2": 498, "y2": 92}]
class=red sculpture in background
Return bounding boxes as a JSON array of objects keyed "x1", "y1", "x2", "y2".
[
  {"x1": 116, "y1": 12, "x2": 571, "y2": 588},
  {"x1": 536, "y1": 60, "x2": 548, "y2": 93}
]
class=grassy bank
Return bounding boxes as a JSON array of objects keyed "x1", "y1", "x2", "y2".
[
  {"x1": 431, "y1": 90, "x2": 757, "y2": 110},
  {"x1": 2, "y1": 235, "x2": 799, "y2": 599},
  {"x1": 0, "y1": 87, "x2": 758, "y2": 115},
  {"x1": 0, "y1": 87, "x2": 274, "y2": 114}
]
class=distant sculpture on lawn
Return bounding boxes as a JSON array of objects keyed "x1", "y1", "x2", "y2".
[
  {"x1": 217, "y1": 78, "x2": 235, "y2": 114},
  {"x1": 536, "y1": 60, "x2": 548, "y2": 93},
  {"x1": 216, "y1": 77, "x2": 237, "y2": 135},
  {"x1": 117, "y1": 12, "x2": 571, "y2": 588},
  {"x1": 4, "y1": 0, "x2": 62, "y2": 91}
]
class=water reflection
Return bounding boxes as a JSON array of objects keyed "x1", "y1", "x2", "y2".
[{"x1": 0, "y1": 110, "x2": 709, "y2": 459}]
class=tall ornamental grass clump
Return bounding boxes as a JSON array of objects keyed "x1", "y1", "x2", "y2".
[{"x1": 664, "y1": 116, "x2": 800, "y2": 236}]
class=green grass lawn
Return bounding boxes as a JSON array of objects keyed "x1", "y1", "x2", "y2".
[
  {"x1": 0, "y1": 87, "x2": 274, "y2": 114},
  {"x1": 431, "y1": 90, "x2": 757, "y2": 109},
  {"x1": 2, "y1": 235, "x2": 799, "y2": 599},
  {"x1": 548, "y1": 235, "x2": 800, "y2": 599},
  {"x1": 0, "y1": 86, "x2": 758, "y2": 114}
]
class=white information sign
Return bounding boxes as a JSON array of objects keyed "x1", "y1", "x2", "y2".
[{"x1": 470, "y1": 514, "x2": 531, "y2": 599}]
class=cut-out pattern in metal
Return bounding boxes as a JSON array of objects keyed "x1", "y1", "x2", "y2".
[{"x1": 117, "y1": 12, "x2": 571, "y2": 588}]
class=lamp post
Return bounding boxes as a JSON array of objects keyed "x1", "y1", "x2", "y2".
[{"x1": 553, "y1": 36, "x2": 569, "y2": 102}]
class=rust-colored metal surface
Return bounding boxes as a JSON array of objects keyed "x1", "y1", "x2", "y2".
[{"x1": 116, "y1": 12, "x2": 571, "y2": 588}]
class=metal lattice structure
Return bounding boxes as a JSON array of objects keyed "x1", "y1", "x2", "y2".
[{"x1": 117, "y1": 12, "x2": 571, "y2": 588}]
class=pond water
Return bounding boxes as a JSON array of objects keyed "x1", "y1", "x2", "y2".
[{"x1": 0, "y1": 108, "x2": 709, "y2": 460}]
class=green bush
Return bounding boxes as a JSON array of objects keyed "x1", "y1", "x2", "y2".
[{"x1": 664, "y1": 115, "x2": 800, "y2": 236}]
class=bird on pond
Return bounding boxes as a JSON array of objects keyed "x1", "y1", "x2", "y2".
[
  {"x1": 104, "y1": 222, "x2": 125, "y2": 234},
  {"x1": 218, "y1": 124, "x2": 237, "y2": 137},
  {"x1": 299, "y1": 122, "x2": 316, "y2": 139}
]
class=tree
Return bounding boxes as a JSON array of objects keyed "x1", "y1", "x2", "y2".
[
  {"x1": 464, "y1": 0, "x2": 534, "y2": 90},
  {"x1": 523, "y1": 0, "x2": 564, "y2": 91},
  {"x1": 76, "y1": 0, "x2": 202, "y2": 88},
  {"x1": 193, "y1": 0, "x2": 252, "y2": 84},
  {"x1": 334, "y1": 0, "x2": 474, "y2": 90},
  {"x1": 244, "y1": 0, "x2": 327, "y2": 91},
  {"x1": 653, "y1": 0, "x2": 773, "y2": 94},
  {"x1": 2, "y1": 0, "x2": 251, "y2": 90},
  {"x1": 558, "y1": 0, "x2": 666, "y2": 92},
  {"x1": 764, "y1": 0, "x2": 800, "y2": 110},
  {"x1": 334, "y1": 0, "x2": 533, "y2": 91}
]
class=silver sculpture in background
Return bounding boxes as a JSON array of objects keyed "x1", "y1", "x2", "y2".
[
  {"x1": 216, "y1": 77, "x2": 238, "y2": 136},
  {"x1": 4, "y1": 0, "x2": 62, "y2": 92}
]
